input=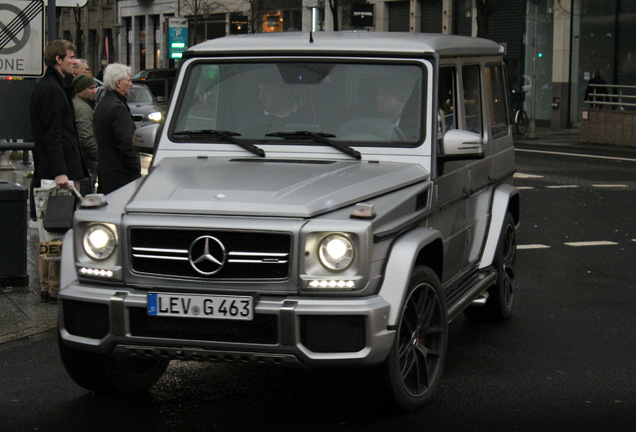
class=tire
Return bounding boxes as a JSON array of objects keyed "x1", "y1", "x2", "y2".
[
  {"x1": 58, "y1": 335, "x2": 169, "y2": 393},
  {"x1": 515, "y1": 110, "x2": 528, "y2": 136},
  {"x1": 381, "y1": 266, "x2": 448, "y2": 411},
  {"x1": 465, "y1": 212, "x2": 517, "y2": 321}
]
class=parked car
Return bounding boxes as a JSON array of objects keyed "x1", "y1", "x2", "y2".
[
  {"x1": 59, "y1": 32, "x2": 519, "y2": 411},
  {"x1": 131, "y1": 68, "x2": 177, "y2": 99},
  {"x1": 126, "y1": 84, "x2": 163, "y2": 128},
  {"x1": 95, "y1": 82, "x2": 163, "y2": 129}
]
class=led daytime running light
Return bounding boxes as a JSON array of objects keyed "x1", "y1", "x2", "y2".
[
  {"x1": 308, "y1": 280, "x2": 355, "y2": 289},
  {"x1": 80, "y1": 267, "x2": 114, "y2": 278}
]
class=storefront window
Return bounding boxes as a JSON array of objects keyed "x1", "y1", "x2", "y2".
[{"x1": 524, "y1": 0, "x2": 553, "y2": 123}]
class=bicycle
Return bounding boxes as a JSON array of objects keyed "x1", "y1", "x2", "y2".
[{"x1": 511, "y1": 89, "x2": 529, "y2": 136}]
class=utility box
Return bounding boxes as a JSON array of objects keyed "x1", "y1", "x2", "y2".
[{"x1": 0, "y1": 182, "x2": 28, "y2": 287}]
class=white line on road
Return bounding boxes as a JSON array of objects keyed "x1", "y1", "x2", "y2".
[
  {"x1": 515, "y1": 148, "x2": 636, "y2": 162},
  {"x1": 546, "y1": 185, "x2": 580, "y2": 189},
  {"x1": 517, "y1": 244, "x2": 551, "y2": 249},
  {"x1": 514, "y1": 172, "x2": 544, "y2": 179},
  {"x1": 591, "y1": 184, "x2": 629, "y2": 188},
  {"x1": 517, "y1": 186, "x2": 535, "y2": 190},
  {"x1": 564, "y1": 241, "x2": 618, "y2": 247}
]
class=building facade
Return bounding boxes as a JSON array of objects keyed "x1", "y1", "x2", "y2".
[{"x1": 57, "y1": 0, "x2": 635, "y2": 128}]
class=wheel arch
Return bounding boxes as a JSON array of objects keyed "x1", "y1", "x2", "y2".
[
  {"x1": 479, "y1": 183, "x2": 519, "y2": 269},
  {"x1": 378, "y1": 227, "x2": 444, "y2": 326}
]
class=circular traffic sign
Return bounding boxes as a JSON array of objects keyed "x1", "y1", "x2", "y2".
[{"x1": 0, "y1": 3, "x2": 32, "y2": 55}]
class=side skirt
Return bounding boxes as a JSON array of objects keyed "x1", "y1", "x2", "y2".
[{"x1": 445, "y1": 269, "x2": 496, "y2": 322}]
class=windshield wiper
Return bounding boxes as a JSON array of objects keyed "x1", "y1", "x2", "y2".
[
  {"x1": 173, "y1": 129, "x2": 265, "y2": 157},
  {"x1": 266, "y1": 131, "x2": 361, "y2": 160}
]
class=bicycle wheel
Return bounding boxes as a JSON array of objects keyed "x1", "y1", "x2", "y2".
[{"x1": 515, "y1": 110, "x2": 528, "y2": 136}]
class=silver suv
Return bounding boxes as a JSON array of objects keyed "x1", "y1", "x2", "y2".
[{"x1": 58, "y1": 32, "x2": 519, "y2": 411}]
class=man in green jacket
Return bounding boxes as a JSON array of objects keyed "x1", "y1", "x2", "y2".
[{"x1": 73, "y1": 74, "x2": 99, "y2": 192}]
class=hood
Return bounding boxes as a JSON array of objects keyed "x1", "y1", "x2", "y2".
[{"x1": 125, "y1": 157, "x2": 428, "y2": 218}]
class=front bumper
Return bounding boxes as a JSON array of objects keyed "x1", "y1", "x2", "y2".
[{"x1": 58, "y1": 282, "x2": 395, "y2": 367}]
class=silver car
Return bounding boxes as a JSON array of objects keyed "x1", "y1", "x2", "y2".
[
  {"x1": 95, "y1": 81, "x2": 162, "y2": 128},
  {"x1": 59, "y1": 32, "x2": 519, "y2": 411}
]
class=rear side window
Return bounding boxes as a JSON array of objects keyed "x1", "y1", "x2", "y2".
[
  {"x1": 485, "y1": 65, "x2": 509, "y2": 139},
  {"x1": 439, "y1": 67, "x2": 456, "y2": 134},
  {"x1": 462, "y1": 65, "x2": 482, "y2": 135}
]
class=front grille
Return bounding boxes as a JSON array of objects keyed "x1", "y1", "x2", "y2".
[
  {"x1": 129, "y1": 308, "x2": 278, "y2": 344},
  {"x1": 130, "y1": 228, "x2": 291, "y2": 280}
]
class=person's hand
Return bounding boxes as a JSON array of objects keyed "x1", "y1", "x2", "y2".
[{"x1": 55, "y1": 174, "x2": 70, "y2": 189}]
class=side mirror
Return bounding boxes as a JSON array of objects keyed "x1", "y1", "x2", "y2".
[
  {"x1": 133, "y1": 123, "x2": 160, "y2": 154},
  {"x1": 156, "y1": 96, "x2": 166, "y2": 103},
  {"x1": 439, "y1": 129, "x2": 484, "y2": 161}
]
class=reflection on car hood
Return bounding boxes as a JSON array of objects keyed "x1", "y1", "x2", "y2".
[
  {"x1": 128, "y1": 103, "x2": 160, "y2": 115},
  {"x1": 125, "y1": 157, "x2": 428, "y2": 217}
]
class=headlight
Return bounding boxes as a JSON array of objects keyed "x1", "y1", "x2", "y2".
[
  {"x1": 83, "y1": 224, "x2": 117, "y2": 260},
  {"x1": 148, "y1": 111, "x2": 162, "y2": 122},
  {"x1": 318, "y1": 234, "x2": 354, "y2": 271}
]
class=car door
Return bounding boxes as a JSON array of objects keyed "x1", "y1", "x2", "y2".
[
  {"x1": 431, "y1": 64, "x2": 469, "y2": 281},
  {"x1": 462, "y1": 62, "x2": 492, "y2": 267},
  {"x1": 465, "y1": 62, "x2": 512, "y2": 266}
]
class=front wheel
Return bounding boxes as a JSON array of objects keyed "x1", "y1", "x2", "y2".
[
  {"x1": 515, "y1": 110, "x2": 529, "y2": 136},
  {"x1": 381, "y1": 266, "x2": 448, "y2": 411},
  {"x1": 58, "y1": 335, "x2": 169, "y2": 393}
]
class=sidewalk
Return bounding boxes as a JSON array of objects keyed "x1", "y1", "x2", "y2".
[
  {"x1": 0, "y1": 128, "x2": 633, "y2": 344},
  {"x1": 0, "y1": 156, "x2": 58, "y2": 344}
]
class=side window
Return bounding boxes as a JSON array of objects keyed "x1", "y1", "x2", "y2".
[
  {"x1": 462, "y1": 65, "x2": 482, "y2": 135},
  {"x1": 438, "y1": 66, "x2": 456, "y2": 134},
  {"x1": 485, "y1": 65, "x2": 509, "y2": 138}
]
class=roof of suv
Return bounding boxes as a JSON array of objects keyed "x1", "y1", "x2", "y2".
[{"x1": 185, "y1": 32, "x2": 504, "y2": 58}]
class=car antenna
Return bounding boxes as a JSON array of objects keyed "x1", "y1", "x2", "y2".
[{"x1": 309, "y1": 31, "x2": 314, "y2": 43}]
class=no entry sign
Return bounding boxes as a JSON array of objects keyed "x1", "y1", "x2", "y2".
[{"x1": 0, "y1": 0, "x2": 44, "y2": 77}]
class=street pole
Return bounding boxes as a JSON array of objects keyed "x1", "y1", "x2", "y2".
[
  {"x1": 47, "y1": 0, "x2": 57, "y2": 42},
  {"x1": 528, "y1": 0, "x2": 539, "y2": 139}
]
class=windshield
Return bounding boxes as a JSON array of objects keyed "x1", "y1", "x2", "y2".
[
  {"x1": 171, "y1": 61, "x2": 426, "y2": 147},
  {"x1": 128, "y1": 86, "x2": 154, "y2": 103}
]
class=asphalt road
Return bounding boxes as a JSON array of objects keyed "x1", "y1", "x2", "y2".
[{"x1": 1, "y1": 147, "x2": 634, "y2": 432}]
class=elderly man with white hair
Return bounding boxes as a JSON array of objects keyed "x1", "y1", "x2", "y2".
[{"x1": 93, "y1": 63, "x2": 140, "y2": 194}]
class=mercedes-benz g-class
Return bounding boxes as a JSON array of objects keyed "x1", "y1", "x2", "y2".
[{"x1": 58, "y1": 32, "x2": 519, "y2": 411}]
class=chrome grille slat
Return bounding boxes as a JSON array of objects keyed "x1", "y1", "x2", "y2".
[{"x1": 132, "y1": 254, "x2": 189, "y2": 261}]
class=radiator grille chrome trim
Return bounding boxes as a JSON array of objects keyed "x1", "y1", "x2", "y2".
[{"x1": 129, "y1": 228, "x2": 292, "y2": 280}]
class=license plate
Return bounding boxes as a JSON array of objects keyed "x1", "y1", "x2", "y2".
[{"x1": 147, "y1": 293, "x2": 253, "y2": 321}]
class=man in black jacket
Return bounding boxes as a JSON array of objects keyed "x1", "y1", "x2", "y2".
[
  {"x1": 29, "y1": 39, "x2": 87, "y2": 304},
  {"x1": 93, "y1": 63, "x2": 139, "y2": 195}
]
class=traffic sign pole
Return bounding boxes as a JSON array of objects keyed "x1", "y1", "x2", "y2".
[{"x1": 47, "y1": 0, "x2": 55, "y2": 41}]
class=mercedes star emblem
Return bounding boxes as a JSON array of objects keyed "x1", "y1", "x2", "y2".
[{"x1": 188, "y1": 235, "x2": 227, "y2": 275}]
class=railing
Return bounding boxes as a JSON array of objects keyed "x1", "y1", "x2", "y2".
[
  {"x1": 0, "y1": 140, "x2": 34, "y2": 169},
  {"x1": 581, "y1": 84, "x2": 636, "y2": 146},
  {"x1": 585, "y1": 84, "x2": 636, "y2": 110}
]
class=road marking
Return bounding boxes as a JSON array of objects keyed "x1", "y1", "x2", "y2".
[
  {"x1": 517, "y1": 186, "x2": 535, "y2": 190},
  {"x1": 546, "y1": 185, "x2": 579, "y2": 189},
  {"x1": 564, "y1": 241, "x2": 618, "y2": 247},
  {"x1": 517, "y1": 244, "x2": 550, "y2": 249},
  {"x1": 515, "y1": 148, "x2": 636, "y2": 163},
  {"x1": 514, "y1": 172, "x2": 544, "y2": 179},
  {"x1": 591, "y1": 184, "x2": 629, "y2": 188}
]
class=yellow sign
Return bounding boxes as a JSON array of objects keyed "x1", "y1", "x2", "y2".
[{"x1": 40, "y1": 241, "x2": 62, "y2": 258}]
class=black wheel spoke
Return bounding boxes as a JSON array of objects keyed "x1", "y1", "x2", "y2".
[{"x1": 398, "y1": 282, "x2": 444, "y2": 397}]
